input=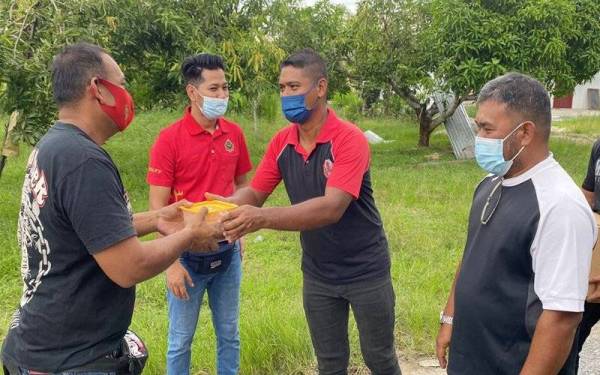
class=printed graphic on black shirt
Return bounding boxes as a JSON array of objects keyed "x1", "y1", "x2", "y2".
[
  {"x1": 595, "y1": 158, "x2": 600, "y2": 187},
  {"x1": 13, "y1": 148, "x2": 50, "y2": 328}
]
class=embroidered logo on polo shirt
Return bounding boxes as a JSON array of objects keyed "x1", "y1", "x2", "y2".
[
  {"x1": 173, "y1": 190, "x2": 184, "y2": 202},
  {"x1": 323, "y1": 159, "x2": 333, "y2": 178},
  {"x1": 225, "y1": 139, "x2": 235, "y2": 153}
]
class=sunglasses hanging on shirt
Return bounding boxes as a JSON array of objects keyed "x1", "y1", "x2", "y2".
[{"x1": 480, "y1": 177, "x2": 503, "y2": 225}]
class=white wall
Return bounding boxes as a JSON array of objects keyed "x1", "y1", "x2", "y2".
[{"x1": 573, "y1": 72, "x2": 600, "y2": 109}]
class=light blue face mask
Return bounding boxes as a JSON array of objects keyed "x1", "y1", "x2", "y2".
[
  {"x1": 199, "y1": 96, "x2": 228, "y2": 120},
  {"x1": 474, "y1": 123, "x2": 526, "y2": 177}
]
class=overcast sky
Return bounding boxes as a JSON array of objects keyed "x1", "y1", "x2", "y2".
[{"x1": 302, "y1": 0, "x2": 357, "y2": 12}]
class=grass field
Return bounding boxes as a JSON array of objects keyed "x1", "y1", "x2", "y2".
[{"x1": 0, "y1": 110, "x2": 597, "y2": 374}]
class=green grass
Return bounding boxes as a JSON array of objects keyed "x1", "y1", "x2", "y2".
[
  {"x1": 0, "y1": 110, "x2": 595, "y2": 374},
  {"x1": 553, "y1": 116, "x2": 600, "y2": 138}
]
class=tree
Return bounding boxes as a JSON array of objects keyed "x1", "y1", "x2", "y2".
[
  {"x1": 0, "y1": 0, "x2": 112, "y2": 146},
  {"x1": 220, "y1": 25, "x2": 286, "y2": 132},
  {"x1": 0, "y1": 0, "x2": 287, "y2": 152},
  {"x1": 268, "y1": 0, "x2": 352, "y2": 95},
  {"x1": 351, "y1": 0, "x2": 600, "y2": 146}
]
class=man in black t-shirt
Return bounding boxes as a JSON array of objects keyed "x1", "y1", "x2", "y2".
[
  {"x1": 436, "y1": 73, "x2": 596, "y2": 375},
  {"x1": 577, "y1": 139, "x2": 600, "y2": 370},
  {"x1": 1, "y1": 43, "x2": 220, "y2": 374}
]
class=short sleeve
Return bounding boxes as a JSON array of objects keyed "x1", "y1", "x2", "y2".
[
  {"x1": 582, "y1": 141, "x2": 600, "y2": 192},
  {"x1": 326, "y1": 129, "x2": 370, "y2": 199},
  {"x1": 532, "y1": 197, "x2": 596, "y2": 312},
  {"x1": 250, "y1": 134, "x2": 283, "y2": 194},
  {"x1": 147, "y1": 132, "x2": 175, "y2": 187},
  {"x1": 235, "y1": 131, "x2": 252, "y2": 177},
  {"x1": 59, "y1": 158, "x2": 136, "y2": 254}
]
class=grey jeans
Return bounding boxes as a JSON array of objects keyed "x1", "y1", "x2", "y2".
[{"x1": 303, "y1": 274, "x2": 401, "y2": 375}]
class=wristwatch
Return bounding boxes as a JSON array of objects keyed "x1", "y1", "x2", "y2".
[{"x1": 439, "y1": 311, "x2": 453, "y2": 325}]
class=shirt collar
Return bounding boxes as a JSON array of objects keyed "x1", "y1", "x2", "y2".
[
  {"x1": 284, "y1": 108, "x2": 340, "y2": 146},
  {"x1": 182, "y1": 106, "x2": 229, "y2": 136},
  {"x1": 502, "y1": 153, "x2": 556, "y2": 187}
]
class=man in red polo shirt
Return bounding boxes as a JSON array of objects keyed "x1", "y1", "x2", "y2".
[
  {"x1": 147, "y1": 54, "x2": 251, "y2": 375},
  {"x1": 211, "y1": 49, "x2": 401, "y2": 375}
]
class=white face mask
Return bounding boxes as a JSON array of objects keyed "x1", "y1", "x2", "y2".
[{"x1": 198, "y1": 96, "x2": 228, "y2": 120}]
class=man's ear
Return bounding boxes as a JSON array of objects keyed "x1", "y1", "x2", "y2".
[
  {"x1": 91, "y1": 78, "x2": 116, "y2": 106},
  {"x1": 317, "y1": 78, "x2": 328, "y2": 99},
  {"x1": 521, "y1": 121, "x2": 537, "y2": 146},
  {"x1": 89, "y1": 77, "x2": 101, "y2": 100},
  {"x1": 185, "y1": 84, "x2": 197, "y2": 102}
]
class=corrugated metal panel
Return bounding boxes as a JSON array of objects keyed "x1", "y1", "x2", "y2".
[{"x1": 433, "y1": 93, "x2": 475, "y2": 160}]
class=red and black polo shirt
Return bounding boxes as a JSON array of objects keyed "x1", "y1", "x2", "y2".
[
  {"x1": 252, "y1": 109, "x2": 390, "y2": 284},
  {"x1": 147, "y1": 107, "x2": 252, "y2": 203}
]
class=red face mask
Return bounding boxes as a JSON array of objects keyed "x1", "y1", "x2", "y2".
[{"x1": 96, "y1": 78, "x2": 135, "y2": 131}]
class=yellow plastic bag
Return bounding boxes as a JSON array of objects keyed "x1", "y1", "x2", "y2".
[{"x1": 179, "y1": 200, "x2": 238, "y2": 221}]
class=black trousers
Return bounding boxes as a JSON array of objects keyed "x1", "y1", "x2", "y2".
[
  {"x1": 303, "y1": 274, "x2": 401, "y2": 375},
  {"x1": 575, "y1": 302, "x2": 600, "y2": 371}
]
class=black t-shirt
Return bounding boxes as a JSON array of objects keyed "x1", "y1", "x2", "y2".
[
  {"x1": 1, "y1": 122, "x2": 137, "y2": 371},
  {"x1": 583, "y1": 139, "x2": 600, "y2": 212}
]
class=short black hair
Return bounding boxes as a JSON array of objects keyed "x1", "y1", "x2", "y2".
[
  {"x1": 477, "y1": 72, "x2": 552, "y2": 139},
  {"x1": 51, "y1": 42, "x2": 107, "y2": 107},
  {"x1": 280, "y1": 48, "x2": 328, "y2": 82},
  {"x1": 181, "y1": 53, "x2": 225, "y2": 85}
]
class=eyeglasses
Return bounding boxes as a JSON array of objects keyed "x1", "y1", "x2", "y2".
[{"x1": 480, "y1": 178, "x2": 503, "y2": 225}]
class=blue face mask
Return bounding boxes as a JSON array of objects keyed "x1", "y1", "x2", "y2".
[
  {"x1": 199, "y1": 96, "x2": 228, "y2": 120},
  {"x1": 474, "y1": 123, "x2": 526, "y2": 177},
  {"x1": 281, "y1": 86, "x2": 317, "y2": 124}
]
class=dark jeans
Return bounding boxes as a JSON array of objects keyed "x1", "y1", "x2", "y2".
[
  {"x1": 575, "y1": 302, "x2": 600, "y2": 371},
  {"x1": 303, "y1": 274, "x2": 401, "y2": 375},
  {"x1": 2, "y1": 365, "x2": 114, "y2": 375}
]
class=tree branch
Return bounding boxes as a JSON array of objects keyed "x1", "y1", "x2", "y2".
[
  {"x1": 390, "y1": 79, "x2": 422, "y2": 111},
  {"x1": 431, "y1": 95, "x2": 464, "y2": 127},
  {"x1": 12, "y1": 1, "x2": 39, "y2": 58}
]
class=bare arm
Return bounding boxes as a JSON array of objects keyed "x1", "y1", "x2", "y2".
[
  {"x1": 234, "y1": 174, "x2": 249, "y2": 189},
  {"x1": 582, "y1": 188, "x2": 595, "y2": 209},
  {"x1": 206, "y1": 186, "x2": 270, "y2": 208},
  {"x1": 150, "y1": 185, "x2": 171, "y2": 211},
  {"x1": 520, "y1": 310, "x2": 582, "y2": 375},
  {"x1": 220, "y1": 187, "x2": 352, "y2": 242},
  {"x1": 93, "y1": 228, "x2": 196, "y2": 288},
  {"x1": 259, "y1": 187, "x2": 351, "y2": 231},
  {"x1": 94, "y1": 203, "x2": 219, "y2": 288},
  {"x1": 129, "y1": 186, "x2": 176, "y2": 236},
  {"x1": 436, "y1": 261, "x2": 461, "y2": 369},
  {"x1": 132, "y1": 210, "x2": 160, "y2": 237}
]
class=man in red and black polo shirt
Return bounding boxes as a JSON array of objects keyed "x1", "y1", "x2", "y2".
[
  {"x1": 147, "y1": 54, "x2": 252, "y2": 375},
  {"x1": 211, "y1": 49, "x2": 401, "y2": 375}
]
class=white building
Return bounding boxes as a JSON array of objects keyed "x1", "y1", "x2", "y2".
[{"x1": 553, "y1": 72, "x2": 600, "y2": 110}]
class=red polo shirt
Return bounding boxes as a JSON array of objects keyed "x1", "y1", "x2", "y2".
[
  {"x1": 251, "y1": 109, "x2": 370, "y2": 199},
  {"x1": 147, "y1": 107, "x2": 252, "y2": 203}
]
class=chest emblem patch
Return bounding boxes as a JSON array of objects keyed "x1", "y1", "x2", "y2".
[
  {"x1": 323, "y1": 159, "x2": 334, "y2": 178},
  {"x1": 225, "y1": 139, "x2": 235, "y2": 153}
]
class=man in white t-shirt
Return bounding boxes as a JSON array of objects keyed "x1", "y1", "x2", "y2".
[{"x1": 435, "y1": 72, "x2": 597, "y2": 375}]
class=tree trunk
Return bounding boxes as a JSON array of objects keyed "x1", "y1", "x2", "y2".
[
  {"x1": 418, "y1": 122, "x2": 433, "y2": 147},
  {"x1": 416, "y1": 105, "x2": 434, "y2": 147},
  {"x1": 0, "y1": 155, "x2": 6, "y2": 179}
]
